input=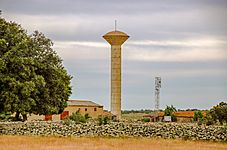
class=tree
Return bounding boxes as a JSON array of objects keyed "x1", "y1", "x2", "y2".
[
  {"x1": 193, "y1": 111, "x2": 204, "y2": 125},
  {"x1": 164, "y1": 105, "x2": 177, "y2": 122},
  {"x1": 206, "y1": 102, "x2": 227, "y2": 125},
  {"x1": 0, "y1": 18, "x2": 72, "y2": 121},
  {"x1": 193, "y1": 111, "x2": 204, "y2": 122}
]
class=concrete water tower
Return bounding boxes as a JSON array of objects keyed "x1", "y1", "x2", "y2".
[{"x1": 103, "y1": 26, "x2": 129, "y2": 119}]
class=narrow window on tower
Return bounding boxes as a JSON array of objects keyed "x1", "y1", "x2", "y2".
[
  {"x1": 85, "y1": 108, "x2": 87, "y2": 111},
  {"x1": 94, "y1": 108, "x2": 97, "y2": 111}
]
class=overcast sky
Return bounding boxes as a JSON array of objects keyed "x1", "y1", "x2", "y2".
[{"x1": 1, "y1": 0, "x2": 227, "y2": 110}]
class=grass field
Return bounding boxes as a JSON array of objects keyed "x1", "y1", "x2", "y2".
[
  {"x1": 122, "y1": 113, "x2": 146, "y2": 121},
  {"x1": 0, "y1": 135, "x2": 226, "y2": 150}
]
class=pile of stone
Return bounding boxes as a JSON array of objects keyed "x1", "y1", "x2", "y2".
[{"x1": 0, "y1": 121, "x2": 226, "y2": 141}]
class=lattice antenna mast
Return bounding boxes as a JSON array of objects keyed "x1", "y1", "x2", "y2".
[{"x1": 155, "y1": 77, "x2": 161, "y2": 111}]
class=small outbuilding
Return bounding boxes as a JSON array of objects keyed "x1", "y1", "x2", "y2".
[{"x1": 28, "y1": 100, "x2": 109, "y2": 121}]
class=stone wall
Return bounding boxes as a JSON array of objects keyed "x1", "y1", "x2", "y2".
[{"x1": 0, "y1": 121, "x2": 226, "y2": 142}]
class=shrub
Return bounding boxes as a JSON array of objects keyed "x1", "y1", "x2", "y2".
[
  {"x1": 193, "y1": 111, "x2": 204, "y2": 122},
  {"x1": 98, "y1": 116, "x2": 103, "y2": 125},
  {"x1": 205, "y1": 114, "x2": 214, "y2": 125},
  {"x1": 171, "y1": 115, "x2": 177, "y2": 122},
  {"x1": 84, "y1": 113, "x2": 91, "y2": 120},
  {"x1": 0, "y1": 112, "x2": 12, "y2": 121},
  {"x1": 193, "y1": 111, "x2": 198, "y2": 121},
  {"x1": 103, "y1": 116, "x2": 109, "y2": 124},
  {"x1": 97, "y1": 116, "x2": 110, "y2": 125},
  {"x1": 143, "y1": 118, "x2": 150, "y2": 122},
  {"x1": 69, "y1": 112, "x2": 86, "y2": 124},
  {"x1": 63, "y1": 118, "x2": 73, "y2": 125}
]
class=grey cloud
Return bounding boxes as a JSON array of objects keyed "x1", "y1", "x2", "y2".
[
  {"x1": 0, "y1": 0, "x2": 205, "y2": 15},
  {"x1": 7, "y1": 11, "x2": 226, "y2": 41},
  {"x1": 1, "y1": 0, "x2": 227, "y2": 16},
  {"x1": 2, "y1": 0, "x2": 227, "y2": 42}
]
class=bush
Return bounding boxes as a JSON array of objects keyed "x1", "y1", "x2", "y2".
[
  {"x1": 0, "y1": 112, "x2": 12, "y2": 121},
  {"x1": 171, "y1": 115, "x2": 177, "y2": 122},
  {"x1": 68, "y1": 112, "x2": 87, "y2": 124},
  {"x1": 84, "y1": 113, "x2": 91, "y2": 120},
  {"x1": 205, "y1": 114, "x2": 214, "y2": 125},
  {"x1": 97, "y1": 116, "x2": 110, "y2": 125},
  {"x1": 193, "y1": 111, "x2": 198, "y2": 121},
  {"x1": 193, "y1": 111, "x2": 204, "y2": 122},
  {"x1": 143, "y1": 118, "x2": 150, "y2": 122},
  {"x1": 63, "y1": 118, "x2": 73, "y2": 125},
  {"x1": 98, "y1": 116, "x2": 103, "y2": 125},
  {"x1": 103, "y1": 116, "x2": 109, "y2": 124}
]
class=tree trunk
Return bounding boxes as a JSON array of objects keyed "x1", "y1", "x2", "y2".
[
  {"x1": 15, "y1": 112, "x2": 20, "y2": 121},
  {"x1": 22, "y1": 114, "x2": 27, "y2": 122}
]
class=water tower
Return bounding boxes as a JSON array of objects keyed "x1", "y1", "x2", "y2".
[{"x1": 103, "y1": 26, "x2": 129, "y2": 119}]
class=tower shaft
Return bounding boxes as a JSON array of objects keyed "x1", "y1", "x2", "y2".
[{"x1": 111, "y1": 45, "x2": 121, "y2": 118}]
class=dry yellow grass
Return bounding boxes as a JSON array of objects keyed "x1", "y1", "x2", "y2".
[
  {"x1": 122, "y1": 113, "x2": 146, "y2": 121},
  {"x1": 0, "y1": 135, "x2": 226, "y2": 150}
]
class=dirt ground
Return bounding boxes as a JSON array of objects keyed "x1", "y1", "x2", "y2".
[{"x1": 0, "y1": 135, "x2": 226, "y2": 150}]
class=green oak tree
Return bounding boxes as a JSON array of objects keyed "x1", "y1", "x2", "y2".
[
  {"x1": 0, "y1": 18, "x2": 72, "y2": 121},
  {"x1": 206, "y1": 102, "x2": 227, "y2": 125}
]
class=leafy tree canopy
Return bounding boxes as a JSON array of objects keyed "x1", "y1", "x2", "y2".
[
  {"x1": 206, "y1": 102, "x2": 227, "y2": 125},
  {"x1": 164, "y1": 105, "x2": 177, "y2": 116},
  {"x1": 193, "y1": 111, "x2": 204, "y2": 122},
  {"x1": 0, "y1": 18, "x2": 72, "y2": 121},
  {"x1": 164, "y1": 105, "x2": 177, "y2": 122}
]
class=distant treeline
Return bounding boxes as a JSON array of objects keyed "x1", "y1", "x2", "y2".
[
  {"x1": 122, "y1": 109, "x2": 208, "y2": 114},
  {"x1": 122, "y1": 109, "x2": 156, "y2": 114},
  {"x1": 178, "y1": 109, "x2": 208, "y2": 111}
]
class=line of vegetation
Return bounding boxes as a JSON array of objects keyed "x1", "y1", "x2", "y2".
[
  {"x1": 62, "y1": 111, "x2": 112, "y2": 126},
  {"x1": 122, "y1": 108, "x2": 208, "y2": 114},
  {"x1": 63, "y1": 111, "x2": 91, "y2": 125},
  {"x1": 122, "y1": 109, "x2": 156, "y2": 114}
]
